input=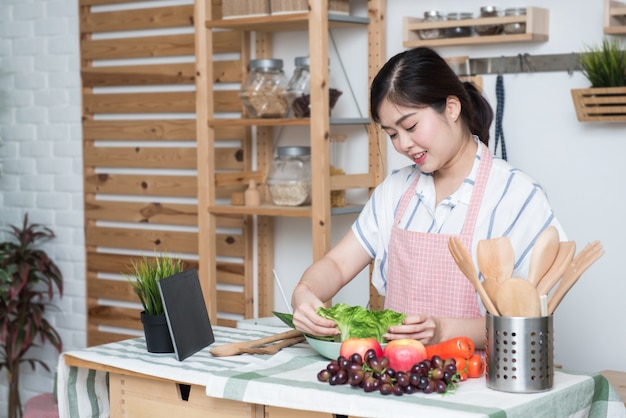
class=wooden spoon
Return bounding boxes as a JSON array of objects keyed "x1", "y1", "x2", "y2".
[
  {"x1": 536, "y1": 241, "x2": 576, "y2": 296},
  {"x1": 496, "y1": 277, "x2": 541, "y2": 317},
  {"x1": 527, "y1": 226, "x2": 560, "y2": 287},
  {"x1": 548, "y1": 241, "x2": 604, "y2": 314},
  {"x1": 448, "y1": 237, "x2": 500, "y2": 315},
  {"x1": 477, "y1": 237, "x2": 515, "y2": 305},
  {"x1": 209, "y1": 329, "x2": 303, "y2": 357}
]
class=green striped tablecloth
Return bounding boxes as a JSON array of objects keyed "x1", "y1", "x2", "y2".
[{"x1": 57, "y1": 326, "x2": 625, "y2": 418}]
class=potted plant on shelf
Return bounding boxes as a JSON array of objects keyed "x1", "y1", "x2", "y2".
[
  {"x1": 0, "y1": 214, "x2": 63, "y2": 418},
  {"x1": 126, "y1": 253, "x2": 184, "y2": 353},
  {"x1": 571, "y1": 37, "x2": 626, "y2": 122}
]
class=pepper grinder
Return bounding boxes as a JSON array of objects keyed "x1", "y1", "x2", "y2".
[{"x1": 244, "y1": 179, "x2": 261, "y2": 206}]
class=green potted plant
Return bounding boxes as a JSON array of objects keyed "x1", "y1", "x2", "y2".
[
  {"x1": 0, "y1": 214, "x2": 63, "y2": 418},
  {"x1": 126, "y1": 253, "x2": 183, "y2": 353},
  {"x1": 571, "y1": 37, "x2": 626, "y2": 121}
]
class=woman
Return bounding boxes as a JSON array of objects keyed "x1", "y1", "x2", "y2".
[{"x1": 291, "y1": 47, "x2": 565, "y2": 349}]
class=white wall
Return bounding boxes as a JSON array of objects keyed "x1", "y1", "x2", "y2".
[{"x1": 0, "y1": 0, "x2": 624, "y2": 409}]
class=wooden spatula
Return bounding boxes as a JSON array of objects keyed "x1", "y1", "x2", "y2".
[
  {"x1": 527, "y1": 226, "x2": 559, "y2": 287},
  {"x1": 209, "y1": 329, "x2": 304, "y2": 357},
  {"x1": 496, "y1": 277, "x2": 541, "y2": 317},
  {"x1": 536, "y1": 241, "x2": 576, "y2": 296}
]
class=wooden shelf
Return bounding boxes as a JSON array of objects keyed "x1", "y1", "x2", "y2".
[
  {"x1": 403, "y1": 7, "x2": 549, "y2": 48},
  {"x1": 207, "y1": 117, "x2": 370, "y2": 127},
  {"x1": 571, "y1": 87, "x2": 626, "y2": 122},
  {"x1": 206, "y1": 12, "x2": 369, "y2": 32},
  {"x1": 604, "y1": 0, "x2": 626, "y2": 35},
  {"x1": 208, "y1": 204, "x2": 365, "y2": 217}
]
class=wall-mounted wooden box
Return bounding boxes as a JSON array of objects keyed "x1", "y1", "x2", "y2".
[{"x1": 571, "y1": 87, "x2": 626, "y2": 122}]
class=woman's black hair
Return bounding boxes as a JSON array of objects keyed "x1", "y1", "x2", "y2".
[{"x1": 370, "y1": 47, "x2": 493, "y2": 145}]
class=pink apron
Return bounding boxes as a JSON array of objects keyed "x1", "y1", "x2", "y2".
[{"x1": 384, "y1": 144, "x2": 492, "y2": 318}]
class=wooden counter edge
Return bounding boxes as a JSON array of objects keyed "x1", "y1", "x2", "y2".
[
  {"x1": 64, "y1": 354, "x2": 165, "y2": 382},
  {"x1": 599, "y1": 369, "x2": 626, "y2": 406}
]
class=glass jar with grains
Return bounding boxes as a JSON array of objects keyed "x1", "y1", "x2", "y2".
[
  {"x1": 287, "y1": 56, "x2": 343, "y2": 118},
  {"x1": 267, "y1": 146, "x2": 312, "y2": 206},
  {"x1": 475, "y1": 6, "x2": 503, "y2": 36},
  {"x1": 240, "y1": 59, "x2": 291, "y2": 118},
  {"x1": 446, "y1": 12, "x2": 473, "y2": 38},
  {"x1": 418, "y1": 11, "x2": 446, "y2": 40},
  {"x1": 503, "y1": 8, "x2": 527, "y2": 34}
]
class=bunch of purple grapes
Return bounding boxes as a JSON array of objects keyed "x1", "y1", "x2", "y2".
[{"x1": 316, "y1": 349, "x2": 460, "y2": 396}]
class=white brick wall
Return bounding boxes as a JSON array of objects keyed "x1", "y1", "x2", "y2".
[{"x1": 0, "y1": 0, "x2": 85, "y2": 411}]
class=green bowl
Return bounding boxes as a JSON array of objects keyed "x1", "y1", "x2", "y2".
[
  {"x1": 305, "y1": 336, "x2": 342, "y2": 360},
  {"x1": 305, "y1": 336, "x2": 386, "y2": 361}
]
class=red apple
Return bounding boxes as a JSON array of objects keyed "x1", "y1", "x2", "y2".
[
  {"x1": 340, "y1": 337, "x2": 383, "y2": 360},
  {"x1": 383, "y1": 339, "x2": 427, "y2": 373}
]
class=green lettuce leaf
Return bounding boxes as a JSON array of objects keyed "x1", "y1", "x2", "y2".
[{"x1": 316, "y1": 303, "x2": 406, "y2": 343}]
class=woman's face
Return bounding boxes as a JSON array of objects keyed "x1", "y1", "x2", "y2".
[{"x1": 378, "y1": 97, "x2": 462, "y2": 174}]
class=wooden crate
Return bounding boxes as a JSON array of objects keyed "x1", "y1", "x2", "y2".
[
  {"x1": 223, "y1": 0, "x2": 270, "y2": 19},
  {"x1": 571, "y1": 87, "x2": 626, "y2": 122},
  {"x1": 270, "y1": 0, "x2": 350, "y2": 15}
]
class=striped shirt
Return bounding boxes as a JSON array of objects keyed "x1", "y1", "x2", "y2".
[{"x1": 353, "y1": 138, "x2": 566, "y2": 295}]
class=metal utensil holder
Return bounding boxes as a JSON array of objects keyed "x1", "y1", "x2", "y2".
[{"x1": 485, "y1": 314, "x2": 553, "y2": 393}]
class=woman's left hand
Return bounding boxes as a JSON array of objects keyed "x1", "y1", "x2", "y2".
[{"x1": 383, "y1": 313, "x2": 441, "y2": 346}]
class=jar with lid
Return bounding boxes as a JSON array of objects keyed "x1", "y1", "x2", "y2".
[
  {"x1": 446, "y1": 12, "x2": 473, "y2": 38},
  {"x1": 287, "y1": 56, "x2": 343, "y2": 118},
  {"x1": 503, "y1": 8, "x2": 527, "y2": 34},
  {"x1": 267, "y1": 146, "x2": 311, "y2": 206},
  {"x1": 418, "y1": 11, "x2": 446, "y2": 40},
  {"x1": 240, "y1": 58, "x2": 291, "y2": 118},
  {"x1": 475, "y1": 6, "x2": 503, "y2": 36}
]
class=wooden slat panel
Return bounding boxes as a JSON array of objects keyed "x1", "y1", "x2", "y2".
[
  {"x1": 88, "y1": 276, "x2": 136, "y2": 302},
  {"x1": 82, "y1": 63, "x2": 196, "y2": 87},
  {"x1": 83, "y1": 146, "x2": 197, "y2": 169},
  {"x1": 81, "y1": 34, "x2": 195, "y2": 60},
  {"x1": 83, "y1": 119, "x2": 196, "y2": 140},
  {"x1": 87, "y1": 252, "x2": 199, "y2": 275},
  {"x1": 85, "y1": 226, "x2": 245, "y2": 257},
  {"x1": 85, "y1": 200, "x2": 198, "y2": 225},
  {"x1": 84, "y1": 173, "x2": 196, "y2": 196},
  {"x1": 80, "y1": 0, "x2": 153, "y2": 6},
  {"x1": 83, "y1": 119, "x2": 246, "y2": 141},
  {"x1": 213, "y1": 60, "x2": 243, "y2": 83},
  {"x1": 87, "y1": 328, "x2": 135, "y2": 347},
  {"x1": 82, "y1": 91, "x2": 239, "y2": 114},
  {"x1": 85, "y1": 226, "x2": 199, "y2": 254},
  {"x1": 88, "y1": 302, "x2": 143, "y2": 330},
  {"x1": 215, "y1": 318, "x2": 237, "y2": 328},
  {"x1": 81, "y1": 5, "x2": 194, "y2": 34},
  {"x1": 80, "y1": 31, "x2": 240, "y2": 60},
  {"x1": 83, "y1": 92, "x2": 195, "y2": 114},
  {"x1": 216, "y1": 290, "x2": 245, "y2": 314}
]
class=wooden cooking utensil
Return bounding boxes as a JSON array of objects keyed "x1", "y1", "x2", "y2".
[
  {"x1": 536, "y1": 241, "x2": 576, "y2": 296},
  {"x1": 496, "y1": 277, "x2": 541, "y2": 317},
  {"x1": 527, "y1": 226, "x2": 560, "y2": 287},
  {"x1": 448, "y1": 237, "x2": 500, "y2": 315},
  {"x1": 477, "y1": 237, "x2": 515, "y2": 307},
  {"x1": 477, "y1": 237, "x2": 515, "y2": 283},
  {"x1": 209, "y1": 329, "x2": 304, "y2": 357},
  {"x1": 548, "y1": 241, "x2": 604, "y2": 314}
]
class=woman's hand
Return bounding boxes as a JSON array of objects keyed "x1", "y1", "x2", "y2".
[
  {"x1": 291, "y1": 283, "x2": 340, "y2": 337},
  {"x1": 383, "y1": 313, "x2": 441, "y2": 346}
]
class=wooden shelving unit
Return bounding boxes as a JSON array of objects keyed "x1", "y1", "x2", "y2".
[
  {"x1": 604, "y1": 0, "x2": 626, "y2": 34},
  {"x1": 403, "y1": 7, "x2": 549, "y2": 48},
  {"x1": 195, "y1": 0, "x2": 387, "y2": 318}
]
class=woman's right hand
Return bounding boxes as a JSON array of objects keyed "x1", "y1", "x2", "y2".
[{"x1": 291, "y1": 283, "x2": 340, "y2": 337}]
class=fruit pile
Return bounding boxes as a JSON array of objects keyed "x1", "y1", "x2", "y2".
[{"x1": 316, "y1": 349, "x2": 461, "y2": 395}]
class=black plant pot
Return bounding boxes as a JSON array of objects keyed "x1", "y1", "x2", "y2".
[{"x1": 140, "y1": 311, "x2": 174, "y2": 353}]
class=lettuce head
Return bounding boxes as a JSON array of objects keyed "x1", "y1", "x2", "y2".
[{"x1": 316, "y1": 303, "x2": 406, "y2": 343}]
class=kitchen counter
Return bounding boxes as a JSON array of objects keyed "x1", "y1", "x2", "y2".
[{"x1": 57, "y1": 325, "x2": 625, "y2": 418}]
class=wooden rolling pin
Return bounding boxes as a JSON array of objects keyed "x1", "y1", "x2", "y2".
[{"x1": 209, "y1": 329, "x2": 304, "y2": 357}]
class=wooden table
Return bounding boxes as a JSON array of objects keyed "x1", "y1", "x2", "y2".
[{"x1": 58, "y1": 326, "x2": 626, "y2": 418}]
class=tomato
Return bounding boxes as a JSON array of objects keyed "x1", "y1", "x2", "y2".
[
  {"x1": 382, "y1": 339, "x2": 427, "y2": 373},
  {"x1": 467, "y1": 354, "x2": 485, "y2": 378},
  {"x1": 339, "y1": 337, "x2": 382, "y2": 361}
]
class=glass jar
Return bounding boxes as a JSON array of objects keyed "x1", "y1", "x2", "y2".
[
  {"x1": 475, "y1": 6, "x2": 503, "y2": 36},
  {"x1": 418, "y1": 10, "x2": 446, "y2": 40},
  {"x1": 446, "y1": 12, "x2": 473, "y2": 38},
  {"x1": 287, "y1": 56, "x2": 343, "y2": 118},
  {"x1": 503, "y1": 8, "x2": 527, "y2": 34},
  {"x1": 239, "y1": 58, "x2": 291, "y2": 118},
  {"x1": 267, "y1": 146, "x2": 312, "y2": 206}
]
